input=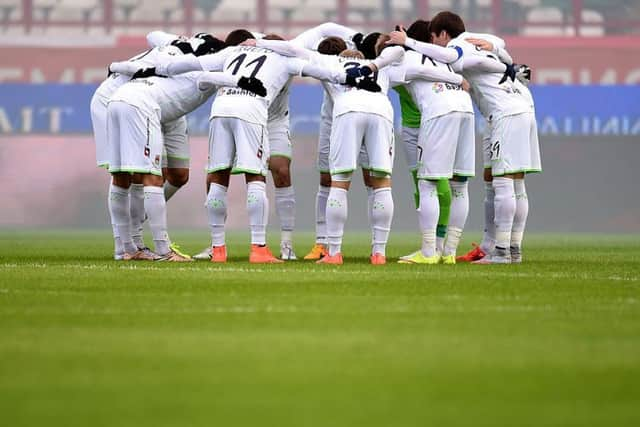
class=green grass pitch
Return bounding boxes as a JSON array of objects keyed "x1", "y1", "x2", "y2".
[{"x1": 1, "y1": 230, "x2": 639, "y2": 427}]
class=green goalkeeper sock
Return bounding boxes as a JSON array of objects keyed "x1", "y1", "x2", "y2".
[
  {"x1": 410, "y1": 169, "x2": 420, "y2": 209},
  {"x1": 436, "y1": 179, "x2": 451, "y2": 237}
]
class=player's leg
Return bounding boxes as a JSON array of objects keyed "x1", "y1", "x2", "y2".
[
  {"x1": 105, "y1": 101, "x2": 138, "y2": 259},
  {"x1": 511, "y1": 112, "x2": 541, "y2": 263},
  {"x1": 474, "y1": 115, "x2": 524, "y2": 264},
  {"x1": 233, "y1": 118, "x2": 281, "y2": 264},
  {"x1": 268, "y1": 124, "x2": 297, "y2": 260},
  {"x1": 458, "y1": 125, "x2": 493, "y2": 262},
  {"x1": 436, "y1": 179, "x2": 451, "y2": 254},
  {"x1": 134, "y1": 110, "x2": 188, "y2": 261},
  {"x1": 400, "y1": 126, "x2": 420, "y2": 209},
  {"x1": 304, "y1": 116, "x2": 332, "y2": 260},
  {"x1": 162, "y1": 117, "x2": 190, "y2": 201},
  {"x1": 129, "y1": 172, "x2": 146, "y2": 251},
  {"x1": 204, "y1": 117, "x2": 234, "y2": 263},
  {"x1": 399, "y1": 116, "x2": 449, "y2": 264},
  {"x1": 362, "y1": 114, "x2": 395, "y2": 265},
  {"x1": 443, "y1": 112, "x2": 475, "y2": 264},
  {"x1": 319, "y1": 113, "x2": 361, "y2": 265},
  {"x1": 91, "y1": 93, "x2": 123, "y2": 258}
]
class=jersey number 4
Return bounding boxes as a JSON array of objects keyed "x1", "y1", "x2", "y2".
[{"x1": 227, "y1": 54, "x2": 267, "y2": 79}]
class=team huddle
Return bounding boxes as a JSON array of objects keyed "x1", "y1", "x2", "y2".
[{"x1": 91, "y1": 10, "x2": 541, "y2": 265}]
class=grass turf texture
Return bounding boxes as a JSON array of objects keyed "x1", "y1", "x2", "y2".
[{"x1": 0, "y1": 230, "x2": 639, "y2": 427}]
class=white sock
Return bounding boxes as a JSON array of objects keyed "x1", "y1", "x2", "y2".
[
  {"x1": 480, "y1": 180, "x2": 496, "y2": 253},
  {"x1": 512, "y1": 179, "x2": 529, "y2": 249},
  {"x1": 436, "y1": 236, "x2": 445, "y2": 255},
  {"x1": 418, "y1": 180, "x2": 439, "y2": 257},
  {"x1": 444, "y1": 180, "x2": 469, "y2": 256},
  {"x1": 163, "y1": 181, "x2": 181, "y2": 201},
  {"x1": 108, "y1": 183, "x2": 136, "y2": 254},
  {"x1": 492, "y1": 177, "x2": 516, "y2": 251},
  {"x1": 315, "y1": 185, "x2": 330, "y2": 245},
  {"x1": 144, "y1": 185, "x2": 170, "y2": 255},
  {"x1": 326, "y1": 187, "x2": 348, "y2": 256},
  {"x1": 206, "y1": 183, "x2": 227, "y2": 247},
  {"x1": 247, "y1": 181, "x2": 268, "y2": 245},
  {"x1": 275, "y1": 186, "x2": 295, "y2": 244},
  {"x1": 366, "y1": 186, "x2": 374, "y2": 244},
  {"x1": 371, "y1": 187, "x2": 393, "y2": 257},
  {"x1": 129, "y1": 183, "x2": 145, "y2": 249}
]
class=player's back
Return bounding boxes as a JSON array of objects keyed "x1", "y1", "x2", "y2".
[
  {"x1": 403, "y1": 50, "x2": 472, "y2": 121},
  {"x1": 211, "y1": 46, "x2": 305, "y2": 125},
  {"x1": 449, "y1": 34, "x2": 531, "y2": 120},
  {"x1": 315, "y1": 54, "x2": 394, "y2": 122}
]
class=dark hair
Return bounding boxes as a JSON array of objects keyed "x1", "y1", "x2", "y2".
[
  {"x1": 263, "y1": 33, "x2": 284, "y2": 41},
  {"x1": 360, "y1": 32, "x2": 381, "y2": 59},
  {"x1": 374, "y1": 34, "x2": 391, "y2": 56},
  {"x1": 225, "y1": 29, "x2": 254, "y2": 46},
  {"x1": 429, "y1": 11, "x2": 466, "y2": 39},
  {"x1": 406, "y1": 19, "x2": 431, "y2": 43},
  {"x1": 317, "y1": 37, "x2": 347, "y2": 55},
  {"x1": 170, "y1": 39, "x2": 194, "y2": 54}
]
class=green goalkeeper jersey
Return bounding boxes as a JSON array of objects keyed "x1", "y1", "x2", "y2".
[{"x1": 394, "y1": 85, "x2": 421, "y2": 129}]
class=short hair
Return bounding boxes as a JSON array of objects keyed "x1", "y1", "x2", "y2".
[
  {"x1": 429, "y1": 11, "x2": 466, "y2": 39},
  {"x1": 339, "y1": 49, "x2": 364, "y2": 59},
  {"x1": 192, "y1": 34, "x2": 226, "y2": 56},
  {"x1": 374, "y1": 34, "x2": 391, "y2": 56},
  {"x1": 263, "y1": 33, "x2": 284, "y2": 41},
  {"x1": 225, "y1": 29, "x2": 254, "y2": 46},
  {"x1": 360, "y1": 32, "x2": 381, "y2": 59},
  {"x1": 317, "y1": 37, "x2": 347, "y2": 55},
  {"x1": 406, "y1": 19, "x2": 431, "y2": 43}
]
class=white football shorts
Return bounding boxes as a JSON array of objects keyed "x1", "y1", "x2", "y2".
[
  {"x1": 401, "y1": 126, "x2": 420, "y2": 172},
  {"x1": 267, "y1": 117, "x2": 292, "y2": 159},
  {"x1": 317, "y1": 116, "x2": 331, "y2": 173},
  {"x1": 107, "y1": 101, "x2": 163, "y2": 176},
  {"x1": 329, "y1": 112, "x2": 395, "y2": 176},
  {"x1": 482, "y1": 122, "x2": 493, "y2": 169},
  {"x1": 90, "y1": 92, "x2": 109, "y2": 168},
  {"x1": 417, "y1": 111, "x2": 475, "y2": 180},
  {"x1": 489, "y1": 112, "x2": 542, "y2": 176},
  {"x1": 207, "y1": 116, "x2": 268, "y2": 176},
  {"x1": 162, "y1": 116, "x2": 190, "y2": 169}
]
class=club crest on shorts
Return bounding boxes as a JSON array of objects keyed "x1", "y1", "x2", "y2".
[
  {"x1": 432, "y1": 83, "x2": 445, "y2": 93},
  {"x1": 154, "y1": 155, "x2": 161, "y2": 166}
]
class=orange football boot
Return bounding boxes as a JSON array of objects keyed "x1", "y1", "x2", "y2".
[
  {"x1": 210, "y1": 245, "x2": 227, "y2": 263},
  {"x1": 303, "y1": 243, "x2": 328, "y2": 260},
  {"x1": 249, "y1": 244, "x2": 284, "y2": 264},
  {"x1": 316, "y1": 253, "x2": 343, "y2": 265},
  {"x1": 370, "y1": 253, "x2": 386, "y2": 265},
  {"x1": 456, "y1": 243, "x2": 486, "y2": 262}
]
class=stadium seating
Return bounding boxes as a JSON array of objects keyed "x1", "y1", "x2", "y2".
[{"x1": 0, "y1": 0, "x2": 630, "y2": 37}]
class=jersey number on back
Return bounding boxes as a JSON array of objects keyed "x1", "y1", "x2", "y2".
[{"x1": 227, "y1": 53, "x2": 267, "y2": 79}]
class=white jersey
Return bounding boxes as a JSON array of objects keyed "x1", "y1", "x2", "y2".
[
  {"x1": 267, "y1": 78, "x2": 292, "y2": 124},
  {"x1": 312, "y1": 53, "x2": 405, "y2": 123},
  {"x1": 95, "y1": 45, "x2": 184, "y2": 104},
  {"x1": 109, "y1": 72, "x2": 217, "y2": 123},
  {"x1": 403, "y1": 50, "x2": 473, "y2": 121},
  {"x1": 449, "y1": 32, "x2": 532, "y2": 121},
  {"x1": 200, "y1": 46, "x2": 306, "y2": 126}
]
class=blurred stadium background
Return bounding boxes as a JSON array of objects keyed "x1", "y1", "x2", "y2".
[{"x1": 1, "y1": 0, "x2": 639, "y2": 233}]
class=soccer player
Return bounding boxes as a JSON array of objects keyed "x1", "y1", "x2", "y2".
[
  {"x1": 281, "y1": 23, "x2": 363, "y2": 261},
  {"x1": 385, "y1": 27, "x2": 475, "y2": 264},
  {"x1": 399, "y1": 11, "x2": 540, "y2": 263},
  {"x1": 364, "y1": 25, "x2": 453, "y2": 257},
  {"x1": 154, "y1": 29, "x2": 351, "y2": 263},
  {"x1": 91, "y1": 31, "x2": 186, "y2": 259}
]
